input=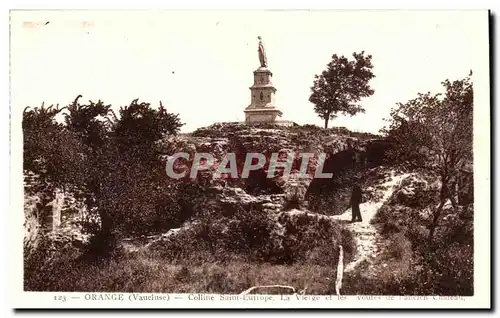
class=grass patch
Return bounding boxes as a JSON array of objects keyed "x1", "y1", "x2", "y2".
[
  {"x1": 26, "y1": 206, "x2": 356, "y2": 293},
  {"x1": 25, "y1": 251, "x2": 340, "y2": 294}
]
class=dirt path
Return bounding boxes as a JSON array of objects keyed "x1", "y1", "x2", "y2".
[{"x1": 332, "y1": 171, "x2": 411, "y2": 273}]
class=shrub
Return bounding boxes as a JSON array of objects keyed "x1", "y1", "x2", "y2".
[
  {"x1": 273, "y1": 213, "x2": 355, "y2": 266},
  {"x1": 149, "y1": 202, "x2": 356, "y2": 269},
  {"x1": 365, "y1": 173, "x2": 474, "y2": 296},
  {"x1": 24, "y1": 232, "x2": 84, "y2": 291},
  {"x1": 386, "y1": 232, "x2": 412, "y2": 259},
  {"x1": 293, "y1": 124, "x2": 322, "y2": 131},
  {"x1": 283, "y1": 186, "x2": 304, "y2": 210},
  {"x1": 149, "y1": 203, "x2": 276, "y2": 263}
]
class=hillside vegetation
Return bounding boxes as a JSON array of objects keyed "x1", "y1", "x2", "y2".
[{"x1": 23, "y1": 73, "x2": 474, "y2": 295}]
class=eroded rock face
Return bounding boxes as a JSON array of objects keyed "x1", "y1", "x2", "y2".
[
  {"x1": 208, "y1": 184, "x2": 286, "y2": 214},
  {"x1": 24, "y1": 123, "x2": 388, "y2": 259},
  {"x1": 157, "y1": 123, "x2": 380, "y2": 200}
]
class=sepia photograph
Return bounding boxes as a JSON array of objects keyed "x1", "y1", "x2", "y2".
[{"x1": 9, "y1": 9, "x2": 490, "y2": 309}]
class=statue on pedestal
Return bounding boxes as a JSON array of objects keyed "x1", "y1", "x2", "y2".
[
  {"x1": 244, "y1": 35, "x2": 283, "y2": 125},
  {"x1": 258, "y1": 36, "x2": 268, "y2": 68}
]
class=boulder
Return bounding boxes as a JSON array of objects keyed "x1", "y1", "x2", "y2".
[{"x1": 389, "y1": 174, "x2": 440, "y2": 208}]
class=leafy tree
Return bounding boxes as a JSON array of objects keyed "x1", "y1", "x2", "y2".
[
  {"x1": 108, "y1": 99, "x2": 183, "y2": 235},
  {"x1": 114, "y1": 99, "x2": 183, "y2": 162},
  {"x1": 309, "y1": 51, "x2": 375, "y2": 128},
  {"x1": 63, "y1": 95, "x2": 118, "y2": 254},
  {"x1": 26, "y1": 96, "x2": 184, "y2": 256},
  {"x1": 382, "y1": 74, "x2": 473, "y2": 242},
  {"x1": 23, "y1": 103, "x2": 87, "y2": 186},
  {"x1": 64, "y1": 95, "x2": 114, "y2": 149},
  {"x1": 24, "y1": 94, "x2": 184, "y2": 260}
]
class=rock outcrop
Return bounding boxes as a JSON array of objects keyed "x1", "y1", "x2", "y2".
[{"x1": 157, "y1": 123, "x2": 385, "y2": 210}]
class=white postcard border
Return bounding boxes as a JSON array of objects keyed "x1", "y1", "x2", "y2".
[{"x1": 7, "y1": 8, "x2": 491, "y2": 310}]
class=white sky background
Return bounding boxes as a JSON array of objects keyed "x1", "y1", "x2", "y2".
[{"x1": 11, "y1": 10, "x2": 486, "y2": 133}]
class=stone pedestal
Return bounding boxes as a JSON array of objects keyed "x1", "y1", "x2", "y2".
[{"x1": 244, "y1": 67, "x2": 283, "y2": 124}]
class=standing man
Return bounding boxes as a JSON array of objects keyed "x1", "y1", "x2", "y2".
[{"x1": 350, "y1": 183, "x2": 363, "y2": 222}]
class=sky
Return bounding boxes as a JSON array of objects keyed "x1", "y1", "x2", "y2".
[{"x1": 10, "y1": 10, "x2": 488, "y2": 133}]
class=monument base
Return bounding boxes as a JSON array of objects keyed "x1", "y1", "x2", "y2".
[{"x1": 244, "y1": 107, "x2": 283, "y2": 124}]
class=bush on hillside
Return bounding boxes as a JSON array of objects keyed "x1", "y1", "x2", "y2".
[
  {"x1": 366, "y1": 172, "x2": 474, "y2": 296},
  {"x1": 148, "y1": 204, "x2": 356, "y2": 267}
]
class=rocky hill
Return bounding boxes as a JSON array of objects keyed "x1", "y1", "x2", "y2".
[
  {"x1": 156, "y1": 123, "x2": 388, "y2": 214},
  {"x1": 23, "y1": 122, "x2": 474, "y2": 295},
  {"x1": 23, "y1": 122, "x2": 401, "y2": 293},
  {"x1": 25, "y1": 123, "x2": 390, "y2": 254}
]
